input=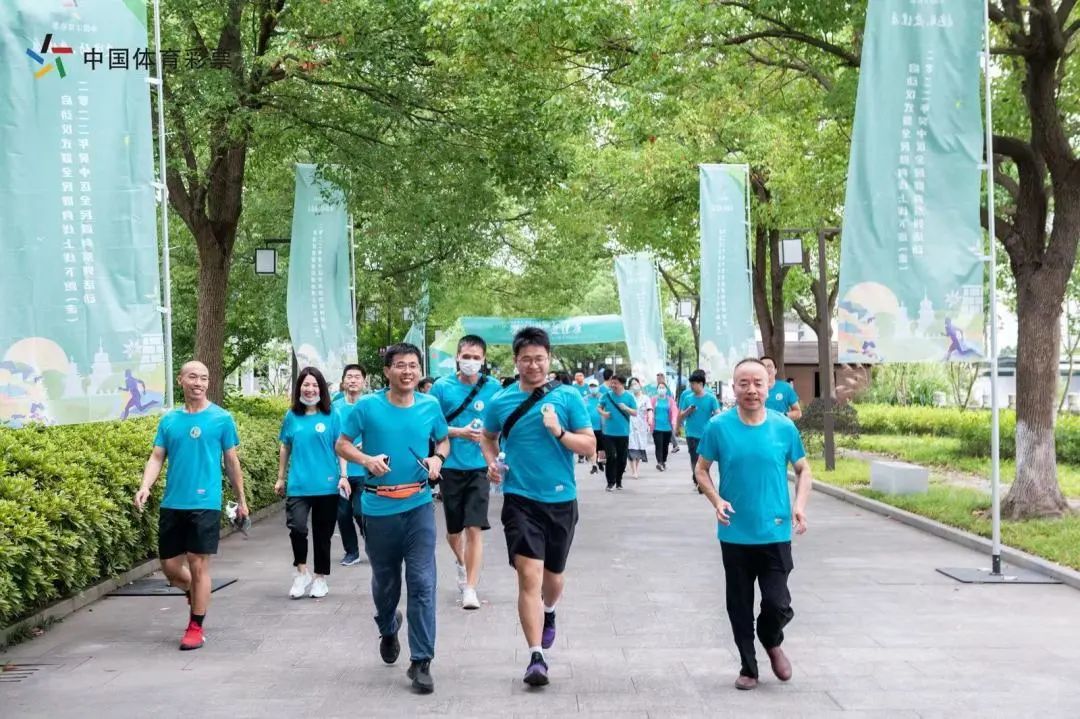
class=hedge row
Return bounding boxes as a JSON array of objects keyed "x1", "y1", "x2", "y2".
[
  {"x1": 0, "y1": 397, "x2": 288, "y2": 628},
  {"x1": 854, "y1": 403, "x2": 1080, "y2": 464}
]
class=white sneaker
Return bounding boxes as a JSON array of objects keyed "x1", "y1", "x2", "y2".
[
  {"x1": 309, "y1": 576, "x2": 329, "y2": 599},
  {"x1": 455, "y1": 561, "x2": 467, "y2": 592},
  {"x1": 289, "y1": 571, "x2": 313, "y2": 599},
  {"x1": 461, "y1": 586, "x2": 480, "y2": 610}
]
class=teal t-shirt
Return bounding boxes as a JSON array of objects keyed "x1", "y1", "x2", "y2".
[
  {"x1": 332, "y1": 396, "x2": 366, "y2": 478},
  {"x1": 339, "y1": 392, "x2": 449, "y2": 517},
  {"x1": 585, "y1": 392, "x2": 603, "y2": 430},
  {"x1": 574, "y1": 383, "x2": 589, "y2": 398},
  {"x1": 679, "y1": 390, "x2": 720, "y2": 439},
  {"x1": 653, "y1": 397, "x2": 673, "y2": 432},
  {"x1": 429, "y1": 374, "x2": 501, "y2": 471},
  {"x1": 154, "y1": 403, "x2": 239, "y2": 510},
  {"x1": 279, "y1": 410, "x2": 340, "y2": 497},
  {"x1": 484, "y1": 383, "x2": 591, "y2": 503},
  {"x1": 599, "y1": 390, "x2": 637, "y2": 437},
  {"x1": 765, "y1": 379, "x2": 799, "y2": 414},
  {"x1": 697, "y1": 409, "x2": 806, "y2": 545}
]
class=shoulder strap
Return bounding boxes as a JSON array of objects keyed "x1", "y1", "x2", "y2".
[
  {"x1": 445, "y1": 375, "x2": 487, "y2": 423},
  {"x1": 606, "y1": 393, "x2": 630, "y2": 419},
  {"x1": 501, "y1": 379, "x2": 561, "y2": 440}
]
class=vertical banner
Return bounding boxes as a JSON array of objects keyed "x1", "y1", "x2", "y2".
[
  {"x1": 699, "y1": 164, "x2": 755, "y2": 379},
  {"x1": 287, "y1": 164, "x2": 357, "y2": 380},
  {"x1": 838, "y1": 2, "x2": 984, "y2": 363},
  {"x1": 0, "y1": 1, "x2": 165, "y2": 428},
  {"x1": 615, "y1": 253, "x2": 668, "y2": 381}
]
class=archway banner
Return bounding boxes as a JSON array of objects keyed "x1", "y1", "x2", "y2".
[
  {"x1": 0, "y1": 1, "x2": 165, "y2": 428},
  {"x1": 837, "y1": 0, "x2": 984, "y2": 363},
  {"x1": 429, "y1": 315, "x2": 625, "y2": 376}
]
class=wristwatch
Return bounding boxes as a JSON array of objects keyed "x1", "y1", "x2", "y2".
[
  {"x1": 557, "y1": 428, "x2": 566, "y2": 440},
  {"x1": 434, "y1": 452, "x2": 447, "y2": 463}
]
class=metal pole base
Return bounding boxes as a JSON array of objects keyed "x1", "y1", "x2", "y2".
[{"x1": 935, "y1": 567, "x2": 1061, "y2": 585}]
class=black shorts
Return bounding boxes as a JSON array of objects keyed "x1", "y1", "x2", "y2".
[
  {"x1": 159, "y1": 508, "x2": 221, "y2": 559},
  {"x1": 501, "y1": 493, "x2": 578, "y2": 574},
  {"x1": 440, "y1": 468, "x2": 491, "y2": 534}
]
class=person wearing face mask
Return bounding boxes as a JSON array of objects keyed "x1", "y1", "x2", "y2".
[
  {"x1": 585, "y1": 378, "x2": 606, "y2": 474},
  {"x1": 276, "y1": 367, "x2": 344, "y2": 600},
  {"x1": 626, "y1": 378, "x2": 651, "y2": 479},
  {"x1": 429, "y1": 335, "x2": 501, "y2": 611},
  {"x1": 649, "y1": 382, "x2": 678, "y2": 471}
]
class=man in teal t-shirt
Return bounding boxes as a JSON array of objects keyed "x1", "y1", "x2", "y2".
[
  {"x1": 134, "y1": 360, "x2": 247, "y2": 652},
  {"x1": 335, "y1": 343, "x2": 449, "y2": 695},
  {"x1": 429, "y1": 334, "x2": 501, "y2": 610},
  {"x1": 585, "y1": 379, "x2": 605, "y2": 474},
  {"x1": 481, "y1": 327, "x2": 595, "y2": 688},
  {"x1": 694, "y1": 358, "x2": 812, "y2": 691},
  {"x1": 332, "y1": 363, "x2": 367, "y2": 566},
  {"x1": 760, "y1": 356, "x2": 802, "y2": 420},
  {"x1": 678, "y1": 369, "x2": 721, "y2": 491},
  {"x1": 597, "y1": 376, "x2": 637, "y2": 490}
]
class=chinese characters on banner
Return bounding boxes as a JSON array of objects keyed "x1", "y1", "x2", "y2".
[
  {"x1": 838, "y1": 0, "x2": 985, "y2": 363},
  {"x1": 698, "y1": 164, "x2": 755, "y2": 381},
  {"x1": 286, "y1": 165, "x2": 358, "y2": 381},
  {"x1": 0, "y1": 1, "x2": 165, "y2": 428},
  {"x1": 615, "y1": 254, "x2": 668, "y2": 382}
]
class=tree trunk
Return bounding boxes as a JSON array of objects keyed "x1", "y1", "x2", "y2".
[
  {"x1": 749, "y1": 171, "x2": 788, "y2": 373},
  {"x1": 1002, "y1": 266, "x2": 1069, "y2": 519},
  {"x1": 194, "y1": 235, "x2": 232, "y2": 404}
]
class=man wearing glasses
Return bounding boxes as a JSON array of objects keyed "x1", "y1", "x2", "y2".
[
  {"x1": 335, "y1": 343, "x2": 449, "y2": 695},
  {"x1": 481, "y1": 327, "x2": 595, "y2": 687}
]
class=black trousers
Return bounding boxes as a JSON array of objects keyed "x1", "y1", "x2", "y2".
[
  {"x1": 653, "y1": 430, "x2": 672, "y2": 464},
  {"x1": 603, "y1": 435, "x2": 630, "y2": 488},
  {"x1": 286, "y1": 494, "x2": 339, "y2": 576},
  {"x1": 720, "y1": 541, "x2": 795, "y2": 679},
  {"x1": 687, "y1": 436, "x2": 700, "y2": 487}
]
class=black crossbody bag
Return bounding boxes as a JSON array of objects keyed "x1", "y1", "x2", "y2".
[
  {"x1": 501, "y1": 379, "x2": 563, "y2": 440},
  {"x1": 446, "y1": 375, "x2": 488, "y2": 424}
]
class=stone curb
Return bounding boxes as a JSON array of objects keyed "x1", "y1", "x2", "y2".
[
  {"x1": 0, "y1": 500, "x2": 285, "y2": 649},
  {"x1": 811, "y1": 480, "x2": 1080, "y2": 591}
]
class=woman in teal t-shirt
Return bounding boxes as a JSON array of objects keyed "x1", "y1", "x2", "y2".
[{"x1": 276, "y1": 367, "x2": 345, "y2": 600}]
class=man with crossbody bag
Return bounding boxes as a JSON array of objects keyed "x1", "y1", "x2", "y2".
[
  {"x1": 429, "y1": 334, "x2": 501, "y2": 610},
  {"x1": 335, "y1": 343, "x2": 449, "y2": 695},
  {"x1": 481, "y1": 327, "x2": 595, "y2": 687},
  {"x1": 596, "y1": 375, "x2": 638, "y2": 491}
]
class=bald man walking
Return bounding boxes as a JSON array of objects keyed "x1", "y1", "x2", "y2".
[{"x1": 134, "y1": 361, "x2": 249, "y2": 651}]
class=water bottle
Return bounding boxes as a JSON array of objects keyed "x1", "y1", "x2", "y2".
[{"x1": 492, "y1": 451, "x2": 508, "y2": 495}]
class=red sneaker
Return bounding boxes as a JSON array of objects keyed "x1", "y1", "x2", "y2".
[{"x1": 179, "y1": 621, "x2": 204, "y2": 651}]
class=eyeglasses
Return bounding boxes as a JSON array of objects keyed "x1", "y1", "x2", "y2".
[
  {"x1": 391, "y1": 363, "x2": 421, "y2": 371},
  {"x1": 516, "y1": 356, "x2": 549, "y2": 366}
]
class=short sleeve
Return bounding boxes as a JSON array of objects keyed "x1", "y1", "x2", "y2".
[
  {"x1": 430, "y1": 403, "x2": 449, "y2": 442},
  {"x1": 483, "y1": 397, "x2": 503, "y2": 433},
  {"x1": 697, "y1": 421, "x2": 719, "y2": 462},
  {"x1": 788, "y1": 423, "x2": 807, "y2": 465},
  {"x1": 678, "y1": 393, "x2": 689, "y2": 410},
  {"x1": 222, "y1": 414, "x2": 240, "y2": 450},
  {"x1": 429, "y1": 380, "x2": 446, "y2": 410},
  {"x1": 278, "y1": 412, "x2": 292, "y2": 445},
  {"x1": 565, "y1": 389, "x2": 591, "y2": 430},
  {"x1": 340, "y1": 401, "x2": 363, "y2": 442},
  {"x1": 626, "y1": 394, "x2": 638, "y2": 410},
  {"x1": 788, "y1": 384, "x2": 800, "y2": 404},
  {"x1": 329, "y1": 409, "x2": 341, "y2": 441},
  {"x1": 709, "y1": 395, "x2": 720, "y2": 414},
  {"x1": 153, "y1": 415, "x2": 168, "y2": 448}
]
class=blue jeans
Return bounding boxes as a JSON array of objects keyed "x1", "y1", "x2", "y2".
[
  {"x1": 364, "y1": 502, "x2": 437, "y2": 661},
  {"x1": 337, "y1": 476, "x2": 365, "y2": 555}
]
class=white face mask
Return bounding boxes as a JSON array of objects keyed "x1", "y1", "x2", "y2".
[
  {"x1": 459, "y1": 359, "x2": 483, "y2": 377},
  {"x1": 299, "y1": 395, "x2": 320, "y2": 407}
]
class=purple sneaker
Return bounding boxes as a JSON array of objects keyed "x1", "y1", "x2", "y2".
[
  {"x1": 523, "y1": 651, "x2": 549, "y2": 686},
  {"x1": 541, "y1": 610, "x2": 556, "y2": 649}
]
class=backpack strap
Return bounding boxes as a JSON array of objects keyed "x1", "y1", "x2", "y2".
[{"x1": 501, "y1": 379, "x2": 562, "y2": 440}]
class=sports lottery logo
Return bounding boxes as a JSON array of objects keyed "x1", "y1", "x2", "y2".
[
  {"x1": 189, "y1": 426, "x2": 202, "y2": 439},
  {"x1": 26, "y1": 34, "x2": 74, "y2": 79},
  {"x1": 473, "y1": 400, "x2": 485, "y2": 412},
  {"x1": 315, "y1": 422, "x2": 326, "y2": 433}
]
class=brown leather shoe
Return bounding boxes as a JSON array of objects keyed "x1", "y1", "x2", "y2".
[
  {"x1": 734, "y1": 675, "x2": 758, "y2": 690},
  {"x1": 766, "y1": 646, "x2": 792, "y2": 681}
]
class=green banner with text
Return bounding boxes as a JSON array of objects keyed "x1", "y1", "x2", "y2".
[
  {"x1": 0, "y1": 0, "x2": 165, "y2": 428},
  {"x1": 838, "y1": 1, "x2": 985, "y2": 363}
]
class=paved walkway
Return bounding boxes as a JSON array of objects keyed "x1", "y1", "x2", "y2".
[{"x1": 4, "y1": 458, "x2": 1080, "y2": 718}]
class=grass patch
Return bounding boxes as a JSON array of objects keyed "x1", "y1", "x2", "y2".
[
  {"x1": 838, "y1": 433, "x2": 1080, "y2": 499},
  {"x1": 809, "y1": 458, "x2": 1080, "y2": 571}
]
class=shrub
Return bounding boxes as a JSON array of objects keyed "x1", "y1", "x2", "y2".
[
  {"x1": 795, "y1": 399, "x2": 860, "y2": 438},
  {"x1": 853, "y1": 403, "x2": 1080, "y2": 464},
  {"x1": 0, "y1": 406, "x2": 282, "y2": 628}
]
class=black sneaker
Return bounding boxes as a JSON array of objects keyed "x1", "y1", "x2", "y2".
[
  {"x1": 523, "y1": 651, "x2": 549, "y2": 686},
  {"x1": 407, "y1": 659, "x2": 434, "y2": 694},
  {"x1": 590, "y1": 465, "x2": 599, "y2": 475},
  {"x1": 380, "y1": 609, "x2": 402, "y2": 664},
  {"x1": 542, "y1": 610, "x2": 557, "y2": 649}
]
